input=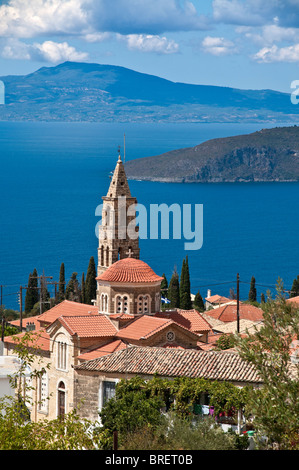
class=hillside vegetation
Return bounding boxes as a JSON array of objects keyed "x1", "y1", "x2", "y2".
[{"x1": 125, "y1": 126, "x2": 299, "y2": 183}]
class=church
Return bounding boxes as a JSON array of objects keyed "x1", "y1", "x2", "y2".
[{"x1": 3, "y1": 150, "x2": 213, "y2": 422}]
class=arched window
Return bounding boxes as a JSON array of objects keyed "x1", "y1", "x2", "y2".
[
  {"x1": 57, "y1": 341, "x2": 67, "y2": 371},
  {"x1": 115, "y1": 295, "x2": 130, "y2": 314},
  {"x1": 137, "y1": 294, "x2": 150, "y2": 314},
  {"x1": 100, "y1": 293, "x2": 109, "y2": 313},
  {"x1": 38, "y1": 371, "x2": 48, "y2": 413},
  {"x1": 57, "y1": 381, "x2": 66, "y2": 418}
]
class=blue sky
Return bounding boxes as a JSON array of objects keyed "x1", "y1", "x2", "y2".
[{"x1": 0, "y1": 0, "x2": 299, "y2": 92}]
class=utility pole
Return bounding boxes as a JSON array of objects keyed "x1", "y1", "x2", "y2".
[{"x1": 236, "y1": 273, "x2": 240, "y2": 334}]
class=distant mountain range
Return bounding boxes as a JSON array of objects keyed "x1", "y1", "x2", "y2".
[
  {"x1": 0, "y1": 61, "x2": 298, "y2": 123},
  {"x1": 125, "y1": 126, "x2": 299, "y2": 183}
]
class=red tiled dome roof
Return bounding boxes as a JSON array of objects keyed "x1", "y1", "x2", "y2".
[{"x1": 96, "y1": 257, "x2": 163, "y2": 284}]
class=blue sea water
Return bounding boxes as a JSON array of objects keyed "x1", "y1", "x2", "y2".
[{"x1": 0, "y1": 120, "x2": 298, "y2": 310}]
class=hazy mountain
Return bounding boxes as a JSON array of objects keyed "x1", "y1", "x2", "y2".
[
  {"x1": 125, "y1": 126, "x2": 299, "y2": 182},
  {"x1": 0, "y1": 61, "x2": 298, "y2": 123}
]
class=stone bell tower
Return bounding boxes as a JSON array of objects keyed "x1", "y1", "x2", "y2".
[{"x1": 97, "y1": 151, "x2": 140, "y2": 277}]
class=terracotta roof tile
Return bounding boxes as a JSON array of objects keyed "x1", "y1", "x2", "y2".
[
  {"x1": 75, "y1": 346, "x2": 263, "y2": 384},
  {"x1": 155, "y1": 309, "x2": 213, "y2": 333},
  {"x1": 287, "y1": 296, "x2": 299, "y2": 305},
  {"x1": 57, "y1": 315, "x2": 117, "y2": 338},
  {"x1": 37, "y1": 300, "x2": 98, "y2": 325},
  {"x1": 78, "y1": 339, "x2": 127, "y2": 361},
  {"x1": 116, "y1": 315, "x2": 199, "y2": 342},
  {"x1": 205, "y1": 295, "x2": 233, "y2": 304},
  {"x1": 96, "y1": 257, "x2": 163, "y2": 283},
  {"x1": 4, "y1": 329, "x2": 50, "y2": 352},
  {"x1": 205, "y1": 304, "x2": 264, "y2": 323}
]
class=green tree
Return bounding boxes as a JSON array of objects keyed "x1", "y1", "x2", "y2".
[
  {"x1": 99, "y1": 376, "x2": 165, "y2": 449},
  {"x1": 39, "y1": 273, "x2": 51, "y2": 313},
  {"x1": 168, "y1": 269, "x2": 180, "y2": 309},
  {"x1": 161, "y1": 273, "x2": 168, "y2": 299},
  {"x1": 193, "y1": 290, "x2": 205, "y2": 312},
  {"x1": 290, "y1": 275, "x2": 299, "y2": 298},
  {"x1": 24, "y1": 269, "x2": 39, "y2": 315},
  {"x1": 85, "y1": 256, "x2": 97, "y2": 305},
  {"x1": 179, "y1": 256, "x2": 192, "y2": 310},
  {"x1": 248, "y1": 276, "x2": 257, "y2": 303},
  {"x1": 58, "y1": 263, "x2": 65, "y2": 302},
  {"x1": 236, "y1": 281, "x2": 299, "y2": 450},
  {"x1": 81, "y1": 272, "x2": 85, "y2": 304},
  {"x1": 65, "y1": 273, "x2": 81, "y2": 302},
  {"x1": 215, "y1": 333, "x2": 235, "y2": 350}
]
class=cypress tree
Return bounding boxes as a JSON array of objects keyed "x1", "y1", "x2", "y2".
[
  {"x1": 25, "y1": 269, "x2": 39, "y2": 315},
  {"x1": 193, "y1": 290, "x2": 205, "y2": 312},
  {"x1": 179, "y1": 256, "x2": 192, "y2": 310},
  {"x1": 58, "y1": 263, "x2": 65, "y2": 302},
  {"x1": 40, "y1": 272, "x2": 51, "y2": 313},
  {"x1": 248, "y1": 276, "x2": 257, "y2": 303},
  {"x1": 290, "y1": 275, "x2": 299, "y2": 298},
  {"x1": 161, "y1": 274, "x2": 168, "y2": 299},
  {"x1": 261, "y1": 293, "x2": 266, "y2": 304},
  {"x1": 85, "y1": 256, "x2": 97, "y2": 305},
  {"x1": 65, "y1": 272, "x2": 80, "y2": 302},
  {"x1": 168, "y1": 269, "x2": 180, "y2": 309},
  {"x1": 81, "y1": 272, "x2": 85, "y2": 304}
]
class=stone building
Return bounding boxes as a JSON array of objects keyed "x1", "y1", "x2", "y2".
[{"x1": 2, "y1": 152, "x2": 214, "y2": 422}]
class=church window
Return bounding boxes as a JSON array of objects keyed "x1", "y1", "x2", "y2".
[
  {"x1": 115, "y1": 295, "x2": 130, "y2": 313},
  {"x1": 137, "y1": 295, "x2": 150, "y2": 314},
  {"x1": 100, "y1": 293, "x2": 109, "y2": 313},
  {"x1": 38, "y1": 371, "x2": 48, "y2": 413},
  {"x1": 57, "y1": 341, "x2": 67, "y2": 371}
]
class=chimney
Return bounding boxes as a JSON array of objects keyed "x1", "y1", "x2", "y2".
[{"x1": 207, "y1": 289, "x2": 211, "y2": 298}]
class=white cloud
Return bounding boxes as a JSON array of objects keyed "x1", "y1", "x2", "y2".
[
  {"x1": 118, "y1": 34, "x2": 179, "y2": 54},
  {"x1": 83, "y1": 32, "x2": 111, "y2": 43},
  {"x1": 253, "y1": 44, "x2": 299, "y2": 63},
  {"x1": 0, "y1": 0, "x2": 90, "y2": 38},
  {"x1": 0, "y1": 0, "x2": 209, "y2": 40},
  {"x1": 1, "y1": 38, "x2": 89, "y2": 63},
  {"x1": 201, "y1": 36, "x2": 237, "y2": 56},
  {"x1": 212, "y1": 0, "x2": 299, "y2": 28}
]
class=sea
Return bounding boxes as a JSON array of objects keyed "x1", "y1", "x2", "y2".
[{"x1": 0, "y1": 120, "x2": 298, "y2": 310}]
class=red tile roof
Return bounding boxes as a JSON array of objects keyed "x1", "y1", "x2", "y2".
[
  {"x1": 4, "y1": 329, "x2": 50, "y2": 352},
  {"x1": 37, "y1": 300, "x2": 99, "y2": 325},
  {"x1": 78, "y1": 339, "x2": 127, "y2": 361},
  {"x1": 10, "y1": 315, "x2": 41, "y2": 330},
  {"x1": 205, "y1": 295, "x2": 233, "y2": 304},
  {"x1": 116, "y1": 314, "x2": 199, "y2": 342},
  {"x1": 96, "y1": 257, "x2": 163, "y2": 284},
  {"x1": 56, "y1": 315, "x2": 117, "y2": 338},
  {"x1": 75, "y1": 346, "x2": 263, "y2": 384},
  {"x1": 205, "y1": 303, "x2": 264, "y2": 323},
  {"x1": 287, "y1": 296, "x2": 299, "y2": 305},
  {"x1": 155, "y1": 309, "x2": 213, "y2": 333}
]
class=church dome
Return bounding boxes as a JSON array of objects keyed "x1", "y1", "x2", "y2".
[{"x1": 96, "y1": 257, "x2": 163, "y2": 284}]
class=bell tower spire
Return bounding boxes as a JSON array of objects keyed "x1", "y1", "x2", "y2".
[{"x1": 97, "y1": 148, "x2": 140, "y2": 279}]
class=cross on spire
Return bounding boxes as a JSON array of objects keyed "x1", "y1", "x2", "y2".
[{"x1": 126, "y1": 248, "x2": 133, "y2": 258}]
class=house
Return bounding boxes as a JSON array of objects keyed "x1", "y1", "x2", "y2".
[
  {"x1": 204, "y1": 303, "x2": 264, "y2": 323},
  {"x1": 73, "y1": 345, "x2": 263, "y2": 423},
  {"x1": 205, "y1": 290, "x2": 235, "y2": 310}
]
